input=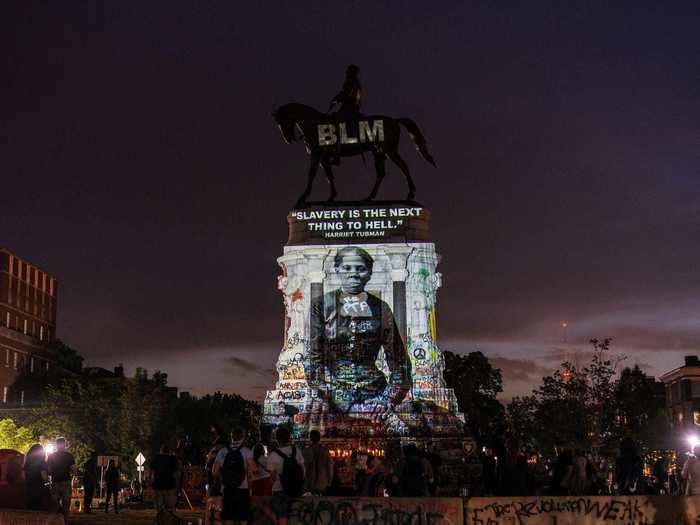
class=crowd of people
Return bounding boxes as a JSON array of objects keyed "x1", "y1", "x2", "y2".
[
  {"x1": 22, "y1": 438, "x2": 76, "y2": 522},
  {"x1": 479, "y1": 436, "x2": 700, "y2": 497},
  {"x1": 201, "y1": 425, "x2": 442, "y2": 525},
  {"x1": 19, "y1": 437, "x2": 149, "y2": 522},
  {"x1": 13, "y1": 429, "x2": 700, "y2": 525}
]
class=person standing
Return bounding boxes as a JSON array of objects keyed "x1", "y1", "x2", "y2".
[
  {"x1": 267, "y1": 426, "x2": 305, "y2": 524},
  {"x1": 615, "y1": 437, "x2": 643, "y2": 495},
  {"x1": 47, "y1": 437, "x2": 77, "y2": 522},
  {"x1": 104, "y1": 459, "x2": 120, "y2": 513},
  {"x1": 682, "y1": 445, "x2": 700, "y2": 495},
  {"x1": 82, "y1": 455, "x2": 98, "y2": 513},
  {"x1": 550, "y1": 448, "x2": 574, "y2": 495},
  {"x1": 24, "y1": 444, "x2": 50, "y2": 511},
  {"x1": 151, "y1": 444, "x2": 180, "y2": 524},
  {"x1": 568, "y1": 450, "x2": 589, "y2": 495},
  {"x1": 205, "y1": 424, "x2": 229, "y2": 525},
  {"x1": 302, "y1": 430, "x2": 333, "y2": 495},
  {"x1": 399, "y1": 444, "x2": 430, "y2": 497},
  {"x1": 213, "y1": 428, "x2": 253, "y2": 525},
  {"x1": 249, "y1": 443, "x2": 273, "y2": 497}
]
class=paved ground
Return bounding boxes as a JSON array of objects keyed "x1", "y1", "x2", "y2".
[{"x1": 69, "y1": 508, "x2": 205, "y2": 524}]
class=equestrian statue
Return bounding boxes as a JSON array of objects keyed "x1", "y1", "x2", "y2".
[{"x1": 273, "y1": 65, "x2": 436, "y2": 208}]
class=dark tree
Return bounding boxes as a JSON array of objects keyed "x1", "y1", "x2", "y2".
[
  {"x1": 614, "y1": 365, "x2": 667, "y2": 450},
  {"x1": 48, "y1": 339, "x2": 84, "y2": 373},
  {"x1": 175, "y1": 392, "x2": 261, "y2": 464},
  {"x1": 443, "y1": 351, "x2": 506, "y2": 447}
]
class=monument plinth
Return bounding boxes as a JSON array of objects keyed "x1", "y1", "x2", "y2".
[
  {"x1": 265, "y1": 65, "x2": 470, "y2": 492},
  {"x1": 263, "y1": 203, "x2": 463, "y2": 445}
]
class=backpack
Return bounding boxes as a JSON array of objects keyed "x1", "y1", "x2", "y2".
[
  {"x1": 275, "y1": 446, "x2": 304, "y2": 497},
  {"x1": 221, "y1": 445, "x2": 246, "y2": 488},
  {"x1": 401, "y1": 457, "x2": 427, "y2": 496}
]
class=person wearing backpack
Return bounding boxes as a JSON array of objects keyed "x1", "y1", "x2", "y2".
[
  {"x1": 213, "y1": 428, "x2": 253, "y2": 525},
  {"x1": 267, "y1": 426, "x2": 305, "y2": 523}
]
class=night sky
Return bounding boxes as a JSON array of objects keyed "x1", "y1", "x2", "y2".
[{"x1": 3, "y1": 2, "x2": 699, "y2": 401}]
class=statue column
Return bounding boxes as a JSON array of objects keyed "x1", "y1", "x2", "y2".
[
  {"x1": 305, "y1": 251, "x2": 328, "y2": 321},
  {"x1": 385, "y1": 247, "x2": 414, "y2": 343}
]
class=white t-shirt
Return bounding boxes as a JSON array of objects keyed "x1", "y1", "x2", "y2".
[
  {"x1": 267, "y1": 445, "x2": 305, "y2": 492},
  {"x1": 214, "y1": 441, "x2": 253, "y2": 489}
]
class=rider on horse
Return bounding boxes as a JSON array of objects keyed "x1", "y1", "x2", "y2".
[
  {"x1": 329, "y1": 64, "x2": 363, "y2": 163},
  {"x1": 329, "y1": 64, "x2": 363, "y2": 118}
]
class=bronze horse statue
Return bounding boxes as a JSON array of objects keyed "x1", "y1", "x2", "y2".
[{"x1": 273, "y1": 103, "x2": 436, "y2": 206}]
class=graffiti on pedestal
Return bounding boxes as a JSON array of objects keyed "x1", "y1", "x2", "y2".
[{"x1": 265, "y1": 235, "x2": 463, "y2": 438}]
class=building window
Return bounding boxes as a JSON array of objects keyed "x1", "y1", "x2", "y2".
[
  {"x1": 2, "y1": 387, "x2": 7, "y2": 403},
  {"x1": 23, "y1": 319, "x2": 28, "y2": 335},
  {"x1": 30, "y1": 357, "x2": 34, "y2": 373},
  {"x1": 40, "y1": 325, "x2": 44, "y2": 341},
  {"x1": 45, "y1": 361, "x2": 49, "y2": 372},
  {"x1": 20, "y1": 390, "x2": 24, "y2": 406},
  {"x1": 13, "y1": 352, "x2": 18, "y2": 370},
  {"x1": 5, "y1": 348, "x2": 8, "y2": 367}
]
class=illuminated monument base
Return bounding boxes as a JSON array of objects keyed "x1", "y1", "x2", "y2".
[{"x1": 263, "y1": 204, "x2": 464, "y2": 447}]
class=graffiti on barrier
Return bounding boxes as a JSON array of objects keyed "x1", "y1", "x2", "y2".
[
  {"x1": 252, "y1": 496, "x2": 463, "y2": 525},
  {"x1": 465, "y1": 496, "x2": 700, "y2": 525}
]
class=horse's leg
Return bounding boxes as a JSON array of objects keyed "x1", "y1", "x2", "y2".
[
  {"x1": 387, "y1": 150, "x2": 416, "y2": 201},
  {"x1": 296, "y1": 154, "x2": 320, "y2": 207},
  {"x1": 365, "y1": 152, "x2": 386, "y2": 201},
  {"x1": 321, "y1": 159, "x2": 337, "y2": 202}
]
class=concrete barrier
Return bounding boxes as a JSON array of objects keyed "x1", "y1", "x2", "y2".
[
  {"x1": 251, "y1": 496, "x2": 464, "y2": 525},
  {"x1": 465, "y1": 496, "x2": 700, "y2": 525},
  {"x1": 0, "y1": 510, "x2": 64, "y2": 525},
  {"x1": 248, "y1": 496, "x2": 700, "y2": 525}
]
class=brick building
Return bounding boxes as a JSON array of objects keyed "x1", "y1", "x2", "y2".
[
  {"x1": 659, "y1": 355, "x2": 700, "y2": 429},
  {"x1": 0, "y1": 248, "x2": 58, "y2": 406}
]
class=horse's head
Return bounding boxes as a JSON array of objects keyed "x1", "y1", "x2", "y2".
[
  {"x1": 272, "y1": 106, "x2": 298, "y2": 144},
  {"x1": 272, "y1": 103, "x2": 323, "y2": 144}
]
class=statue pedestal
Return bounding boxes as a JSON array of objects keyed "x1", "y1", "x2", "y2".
[
  {"x1": 264, "y1": 204, "x2": 464, "y2": 441},
  {"x1": 262, "y1": 203, "x2": 471, "y2": 493}
]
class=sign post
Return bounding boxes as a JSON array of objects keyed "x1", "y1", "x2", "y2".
[{"x1": 135, "y1": 452, "x2": 145, "y2": 485}]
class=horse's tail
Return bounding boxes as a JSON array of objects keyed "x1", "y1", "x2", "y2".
[{"x1": 397, "y1": 118, "x2": 437, "y2": 168}]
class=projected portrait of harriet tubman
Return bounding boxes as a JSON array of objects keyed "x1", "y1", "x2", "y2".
[{"x1": 308, "y1": 247, "x2": 412, "y2": 416}]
